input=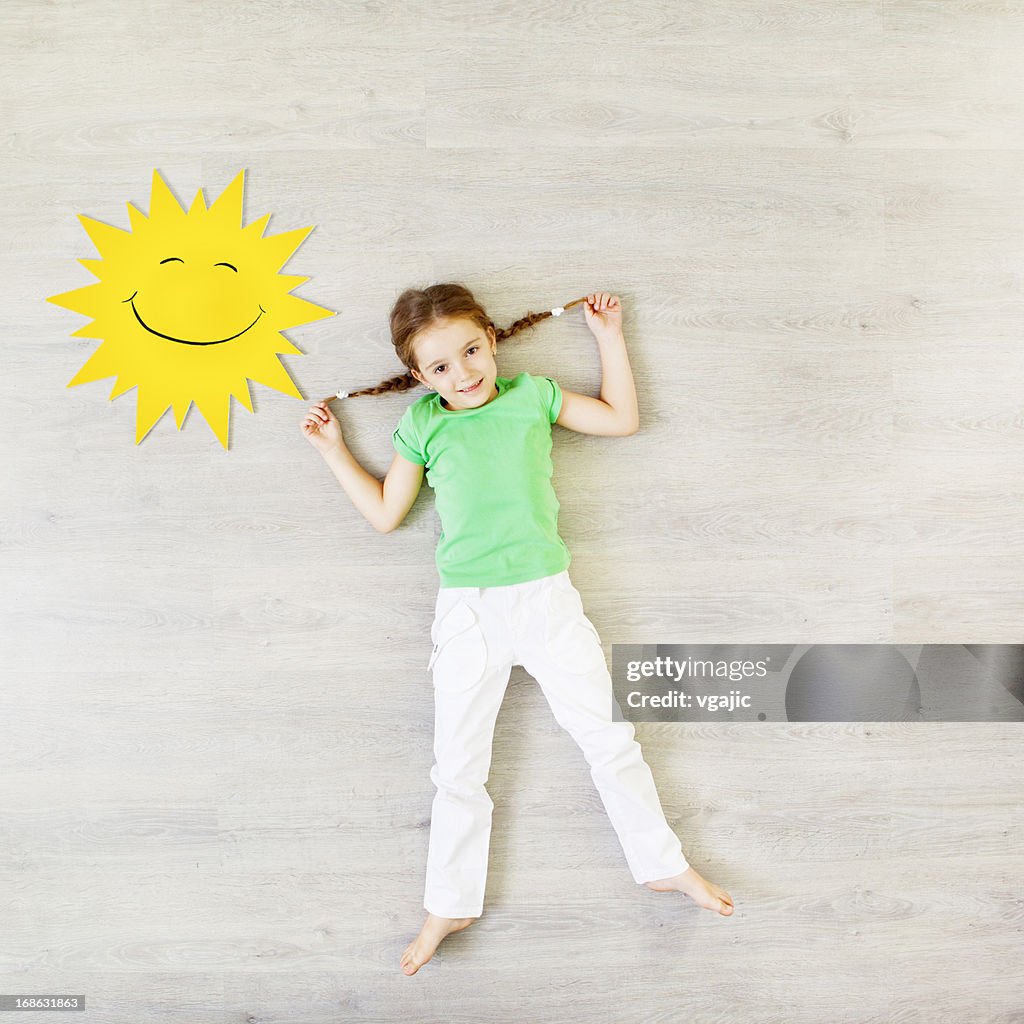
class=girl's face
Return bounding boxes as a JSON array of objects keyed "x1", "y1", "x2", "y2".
[{"x1": 410, "y1": 317, "x2": 500, "y2": 412}]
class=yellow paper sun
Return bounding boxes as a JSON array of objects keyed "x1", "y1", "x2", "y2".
[{"x1": 48, "y1": 168, "x2": 334, "y2": 448}]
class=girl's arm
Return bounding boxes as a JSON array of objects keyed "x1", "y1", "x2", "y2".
[
  {"x1": 555, "y1": 293, "x2": 639, "y2": 436},
  {"x1": 323, "y1": 446, "x2": 424, "y2": 533},
  {"x1": 303, "y1": 400, "x2": 424, "y2": 533}
]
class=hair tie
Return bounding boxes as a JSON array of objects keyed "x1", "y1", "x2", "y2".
[
  {"x1": 336, "y1": 389, "x2": 349, "y2": 400},
  {"x1": 551, "y1": 306, "x2": 565, "y2": 317}
]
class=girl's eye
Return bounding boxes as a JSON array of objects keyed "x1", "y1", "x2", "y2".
[{"x1": 433, "y1": 346, "x2": 477, "y2": 374}]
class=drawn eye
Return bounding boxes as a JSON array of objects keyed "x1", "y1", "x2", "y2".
[
  {"x1": 159, "y1": 257, "x2": 184, "y2": 265},
  {"x1": 214, "y1": 262, "x2": 238, "y2": 272}
]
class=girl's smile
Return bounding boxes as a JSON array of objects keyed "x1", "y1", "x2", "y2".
[{"x1": 443, "y1": 374, "x2": 497, "y2": 410}]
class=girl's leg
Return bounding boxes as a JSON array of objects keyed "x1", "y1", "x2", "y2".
[
  {"x1": 423, "y1": 588, "x2": 513, "y2": 918},
  {"x1": 516, "y1": 573, "x2": 690, "y2": 885}
]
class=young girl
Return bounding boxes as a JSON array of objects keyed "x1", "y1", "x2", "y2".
[{"x1": 301, "y1": 284, "x2": 734, "y2": 976}]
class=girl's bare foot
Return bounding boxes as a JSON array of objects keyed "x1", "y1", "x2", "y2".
[
  {"x1": 645, "y1": 866, "x2": 734, "y2": 915},
  {"x1": 400, "y1": 912, "x2": 476, "y2": 975}
]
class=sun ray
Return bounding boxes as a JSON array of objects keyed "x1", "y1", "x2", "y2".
[
  {"x1": 77, "y1": 258, "x2": 105, "y2": 280},
  {"x1": 110, "y1": 375, "x2": 139, "y2": 400},
  {"x1": 244, "y1": 212, "x2": 272, "y2": 237},
  {"x1": 207, "y1": 168, "x2": 245, "y2": 228},
  {"x1": 48, "y1": 281, "x2": 106, "y2": 317},
  {"x1": 76, "y1": 216, "x2": 133, "y2": 262},
  {"x1": 278, "y1": 274, "x2": 310, "y2": 293},
  {"x1": 126, "y1": 202, "x2": 148, "y2": 233},
  {"x1": 228, "y1": 377, "x2": 256, "y2": 414},
  {"x1": 273, "y1": 292, "x2": 336, "y2": 332},
  {"x1": 149, "y1": 168, "x2": 187, "y2": 220},
  {"x1": 244, "y1": 348, "x2": 306, "y2": 397},
  {"x1": 135, "y1": 387, "x2": 174, "y2": 445},
  {"x1": 260, "y1": 226, "x2": 315, "y2": 272},
  {"x1": 70, "y1": 320, "x2": 103, "y2": 340},
  {"x1": 66, "y1": 338, "x2": 124, "y2": 386}
]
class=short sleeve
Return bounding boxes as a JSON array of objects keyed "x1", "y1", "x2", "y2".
[
  {"x1": 535, "y1": 375, "x2": 563, "y2": 424},
  {"x1": 392, "y1": 407, "x2": 426, "y2": 464}
]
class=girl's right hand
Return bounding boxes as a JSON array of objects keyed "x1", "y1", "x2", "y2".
[{"x1": 301, "y1": 400, "x2": 343, "y2": 455}]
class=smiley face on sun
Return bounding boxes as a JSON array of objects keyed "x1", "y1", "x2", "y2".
[{"x1": 48, "y1": 168, "x2": 334, "y2": 448}]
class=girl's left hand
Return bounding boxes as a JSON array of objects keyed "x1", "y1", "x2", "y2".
[{"x1": 583, "y1": 292, "x2": 623, "y2": 341}]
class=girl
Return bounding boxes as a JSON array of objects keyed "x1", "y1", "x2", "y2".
[{"x1": 301, "y1": 284, "x2": 733, "y2": 976}]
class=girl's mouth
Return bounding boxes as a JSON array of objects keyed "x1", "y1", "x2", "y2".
[{"x1": 458, "y1": 379, "x2": 482, "y2": 393}]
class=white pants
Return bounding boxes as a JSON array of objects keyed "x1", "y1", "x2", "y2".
[{"x1": 423, "y1": 569, "x2": 690, "y2": 918}]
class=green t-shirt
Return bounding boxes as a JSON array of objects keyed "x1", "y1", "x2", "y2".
[{"x1": 392, "y1": 371, "x2": 572, "y2": 588}]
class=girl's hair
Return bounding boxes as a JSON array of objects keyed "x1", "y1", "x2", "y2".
[{"x1": 340, "y1": 283, "x2": 582, "y2": 399}]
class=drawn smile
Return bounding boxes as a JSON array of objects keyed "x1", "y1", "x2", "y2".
[{"x1": 124, "y1": 291, "x2": 265, "y2": 345}]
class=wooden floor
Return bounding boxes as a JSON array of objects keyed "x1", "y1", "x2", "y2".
[{"x1": 4, "y1": 0, "x2": 1023, "y2": 1020}]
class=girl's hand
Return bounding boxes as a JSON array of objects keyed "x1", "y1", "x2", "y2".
[
  {"x1": 583, "y1": 292, "x2": 623, "y2": 342},
  {"x1": 301, "y1": 400, "x2": 344, "y2": 455}
]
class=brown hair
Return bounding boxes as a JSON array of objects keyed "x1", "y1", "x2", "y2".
[{"x1": 325, "y1": 283, "x2": 586, "y2": 402}]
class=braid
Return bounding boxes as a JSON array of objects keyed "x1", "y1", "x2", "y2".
[
  {"x1": 494, "y1": 308, "x2": 556, "y2": 342},
  {"x1": 343, "y1": 372, "x2": 420, "y2": 399},
  {"x1": 321, "y1": 289, "x2": 587, "y2": 405}
]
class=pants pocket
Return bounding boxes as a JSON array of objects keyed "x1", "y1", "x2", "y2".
[
  {"x1": 428, "y1": 599, "x2": 488, "y2": 693},
  {"x1": 545, "y1": 578, "x2": 607, "y2": 675}
]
